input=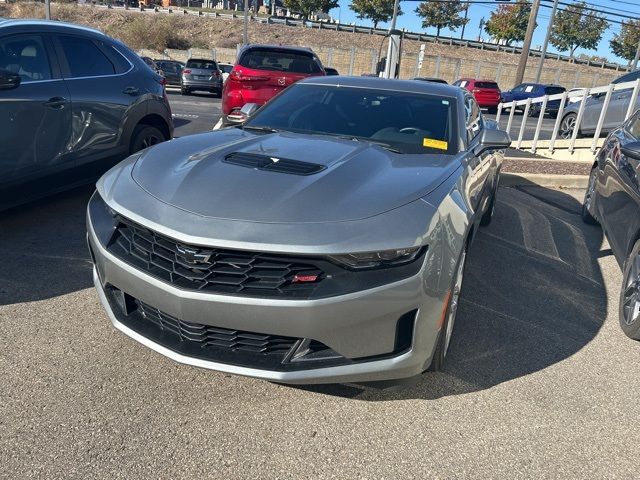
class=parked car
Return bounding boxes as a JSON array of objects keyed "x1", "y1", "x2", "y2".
[
  {"x1": 221, "y1": 44, "x2": 325, "y2": 125},
  {"x1": 87, "y1": 76, "x2": 510, "y2": 384},
  {"x1": 154, "y1": 59, "x2": 184, "y2": 86},
  {"x1": 453, "y1": 78, "x2": 501, "y2": 114},
  {"x1": 324, "y1": 67, "x2": 339, "y2": 76},
  {"x1": 141, "y1": 56, "x2": 164, "y2": 77},
  {"x1": 560, "y1": 69, "x2": 640, "y2": 139},
  {"x1": 0, "y1": 19, "x2": 173, "y2": 210},
  {"x1": 218, "y1": 61, "x2": 233, "y2": 82},
  {"x1": 181, "y1": 58, "x2": 222, "y2": 96},
  {"x1": 582, "y1": 110, "x2": 640, "y2": 340},
  {"x1": 413, "y1": 76, "x2": 448, "y2": 84},
  {"x1": 501, "y1": 83, "x2": 566, "y2": 118}
]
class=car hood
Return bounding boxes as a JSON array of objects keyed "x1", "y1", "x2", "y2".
[{"x1": 131, "y1": 129, "x2": 461, "y2": 224}]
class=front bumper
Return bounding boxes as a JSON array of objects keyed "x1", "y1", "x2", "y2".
[{"x1": 87, "y1": 213, "x2": 444, "y2": 384}]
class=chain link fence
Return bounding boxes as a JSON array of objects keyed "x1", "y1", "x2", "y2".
[{"x1": 140, "y1": 45, "x2": 622, "y2": 89}]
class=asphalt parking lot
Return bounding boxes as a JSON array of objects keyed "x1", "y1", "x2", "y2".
[{"x1": 2, "y1": 182, "x2": 638, "y2": 478}]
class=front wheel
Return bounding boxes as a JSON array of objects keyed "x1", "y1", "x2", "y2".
[
  {"x1": 620, "y1": 240, "x2": 640, "y2": 341},
  {"x1": 428, "y1": 248, "x2": 467, "y2": 371},
  {"x1": 560, "y1": 113, "x2": 578, "y2": 139},
  {"x1": 582, "y1": 166, "x2": 599, "y2": 224},
  {"x1": 480, "y1": 186, "x2": 497, "y2": 226},
  {"x1": 130, "y1": 124, "x2": 166, "y2": 154}
]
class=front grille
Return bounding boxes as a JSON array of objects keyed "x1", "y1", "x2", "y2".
[
  {"x1": 223, "y1": 152, "x2": 325, "y2": 176},
  {"x1": 107, "y1": 216, "x2": 324, "y2": 299},
  {"x1": 137, "y1": 300, "x2": 297, "y2": 355}
]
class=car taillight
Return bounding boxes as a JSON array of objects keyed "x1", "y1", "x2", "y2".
[
  {"x1": 230, "y1": 70, "x2": 269, "y2": 82},
  {"x1": 183, "y1": 69, "x2": 191, "y2": 74}
]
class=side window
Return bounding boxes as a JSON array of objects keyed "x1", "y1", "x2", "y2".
[
  {"x1": 0, "y1": 34, "x2": 52, "y2": 83},
  {"x1": 464, "y1": 96, "x2": 483, "y2": 142},
  {"x1": 628, "y1": 115, "x2": 640, "y2": 140},
  {"x1": 58, "y1": 35, "x2": 116, "y2": 78}
]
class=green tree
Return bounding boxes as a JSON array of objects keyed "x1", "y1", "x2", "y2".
[
  {"x1": 549, "y1": 1, "x2": 608, "y2": 58},
  {"x1": 484, "y1": 0, "x2": 531, "y2": 46},
  {"x1": 319, "y1": 0, "x2": 339, "y2": 14},
  {"x1": 283, "y1": 0, "x2": 323, "y2": 19},
  {"x1": 610, "y1": 20, "x2": 640, "y2": 63},
  {"x1": 415, "y1": 1, "x2": 469, "y2": 38},
  {"x1": 349, "y1": 0, "x2": 402, "y2": 29}
]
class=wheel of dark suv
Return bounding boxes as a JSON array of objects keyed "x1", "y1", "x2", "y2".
[
  {"x1": 487, "y1": 106, "x2": 498, "y2": 115},
  {"x1": 620, "y1": 240, "x2": 640, "y2": 341},
  {"x1": 181, "y1": 86, "x2": 190, "y2": 95},
  {"x1": 130, "y1": 124, "x2": 166, "y2": 154},
  {"x1": 429, "y1": 247, "x2": 467, "y2": 371},
  {"x1": 582, "y1": 166, "x2": 599, "y2": 224}
]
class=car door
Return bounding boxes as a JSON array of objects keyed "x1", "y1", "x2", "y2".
[
  {"x1": 463, "y1": 95, "x2": 492, "y2": 214},
  {"x1": 53, "y1": 33, "x2": 137, "y2": 166},
  {"x1": 0, "y1": 33, "x2": 72, "y2": 186}
]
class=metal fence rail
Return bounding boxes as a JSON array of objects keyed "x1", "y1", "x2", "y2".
[{"x1": 497, "y1": 79, "x2": 640, "y2": 160}]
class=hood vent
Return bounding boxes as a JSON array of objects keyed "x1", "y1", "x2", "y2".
[{"x1": 223, "y1": 152, "x2": 325, "y2": 176}]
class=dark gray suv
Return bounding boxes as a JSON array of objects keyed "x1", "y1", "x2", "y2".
[{"x1": 0, "y1": 19, "x2": 173, "y2": 209}]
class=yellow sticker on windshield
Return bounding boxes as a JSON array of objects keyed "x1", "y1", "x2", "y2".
[{"x1": 423, "y1": 138, "x2": 448, "y2": 150}]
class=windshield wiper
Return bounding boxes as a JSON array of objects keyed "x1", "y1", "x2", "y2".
[
  {"x1": 340, "y1": 135, "x2": 403, "y2": 154},
  {"x1": 238, "y1": 125, "x2": 279, "y2": 134}
]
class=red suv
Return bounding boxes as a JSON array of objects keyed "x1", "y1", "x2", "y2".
[
  {"x1": 453, "y1": 78, "x2": 501, "y2": 114},
  {"x1": 222, "y1": 45, "x2": 325, "y2": 125}
]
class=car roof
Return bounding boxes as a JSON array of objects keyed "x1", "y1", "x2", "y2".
[
  {"x1": 186, "y1": 58, "x2": 217, "y2": 62},
  {"x1": 239, "y1": 44, "x2": 315, "y2": 55},
  {"x1": 298, "y1": 75, "x2": 462, "y2": 97},
  {"x1": 0, "y1": 18, "x2": 105, "y2": 36}
]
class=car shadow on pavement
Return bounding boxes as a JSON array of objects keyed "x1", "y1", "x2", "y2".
[
  {"x1": 0, "y1": 185, "x2": 95, "y2": 306},
  {"x1": 298, "y1": 184, "x2": 608, "y2": 401}
]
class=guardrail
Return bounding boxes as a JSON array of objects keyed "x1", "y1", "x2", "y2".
[
  {"x1": 88, "y1": 3, "x2": 629, "y2": 73},
  {"x1": 497, "y1": 79, "x2": 640, "y2": 161}
]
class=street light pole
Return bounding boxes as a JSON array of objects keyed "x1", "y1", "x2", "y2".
[
  {"x1": 514, "y1": 0, "x2": 540, "y2": 87},
  {"x1": 45, "y1": 0, "x2": 51, "y2": 20},
  {"x1": 243, "y1": 0, "x2": 249, "y2": 45},
  {"x1": 383, "y1": 0, "x2": 400, "y2": 79},
  {"x1": 633, "y1": 39, "x2": 640, "y2": 71},
  {"x1": 535, "y1": 0, "x2": 558, "y2": 82}
]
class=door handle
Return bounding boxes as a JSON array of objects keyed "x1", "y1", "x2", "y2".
[
  {"x1": 44, "y1": 96, "x2": 67, "y2": 109},
  {"x1": 123, "y1": 86, "x2": 140, "y2": 96}
]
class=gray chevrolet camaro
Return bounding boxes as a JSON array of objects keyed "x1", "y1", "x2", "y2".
[{"x1": 87, "y1": 76, "x2": 511, "y2": 385}]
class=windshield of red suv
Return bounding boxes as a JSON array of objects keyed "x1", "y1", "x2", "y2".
[
  {"x1": 244, "y1": 84, "x2": 456, "y2": 154},
  {"x1": 238, "y1": 49, "x2": 323, "y2": 74}
]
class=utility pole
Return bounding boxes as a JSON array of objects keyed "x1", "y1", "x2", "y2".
[
  {"x1": 45, "y1": 0, "x2": 51, "y2": 20},
  {"x1": 460, "y1": 4, "x2": 469, "y2": 40},
  {"x1": 633, "y1": 39, "x2": 640, "y2": 71},
  {"x1": 514, "y1": 0, "x2": 540, "y2": 87},
  {"x1": 243, "y1": 0, "x2": 249, "y2": 45},
  {"x1": 478, "y1": 17, "x2": 485, "y2": 42},
  {"x1": 383, "y1": 0, "x2": 401, "y2": 79},
  {"x1": 535, "y1": 0, "x2": 558, "y2": 82}
]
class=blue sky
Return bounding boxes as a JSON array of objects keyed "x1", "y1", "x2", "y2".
[{"x1": 328, "y1": 0, "x2": 639, "y2": 64}]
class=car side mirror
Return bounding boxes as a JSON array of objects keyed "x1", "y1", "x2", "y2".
[
  {"x1": 240, "y1": 103, "x2": 260, "y2": 120},
  {"x1": 621, "y1": 141, "x2": 640, "y2": 161},
  {"x1": 0, "y1": 69, "x2": 20, "y2": 90},
  {"x1": 473, "y1": 128, "x2": 511, "y2": 156}
]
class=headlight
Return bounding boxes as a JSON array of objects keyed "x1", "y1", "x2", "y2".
[{"x1": 328, "y1": 247, "x2": 423, "y2": 270}]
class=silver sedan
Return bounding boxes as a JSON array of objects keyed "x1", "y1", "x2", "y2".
[{"x1": 87, "y1": 77, "x2": 510, "y2": 385}]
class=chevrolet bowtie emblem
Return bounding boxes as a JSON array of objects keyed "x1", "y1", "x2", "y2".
[{"x1": 176, "y1": 246, "x2": 212, "y2": 264}]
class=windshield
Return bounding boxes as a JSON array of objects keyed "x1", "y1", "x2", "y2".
[
  {"x1": 244, "y1": 84, "x2": 456, "y2": 154},
  {"x1": 186, "y1": 59, "x2": 217, "y2": 70}
]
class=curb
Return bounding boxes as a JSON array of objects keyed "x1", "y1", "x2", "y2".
[{"x1": 500, "y1": 172, "x2": 589, "y2": 189}]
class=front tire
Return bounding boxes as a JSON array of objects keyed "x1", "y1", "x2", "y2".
[
  {"x1": 181, "y1": 86, "x2": 190, "y2": 95},
  {"x1": 560, "y1": 113, "x2": 578, "y2": 139},
  {"x1": 130, "y1": 124, "x2": 166, "y2": 154},
  {"x1": 582, "y1": 166, "x2": 599, "y2": 225},
  {"x1": 428, "y1": 247, "x2": 467, "y2": 371},
  {"x1": 620, "y1": 240, "x2": 640, "y2": 341}
]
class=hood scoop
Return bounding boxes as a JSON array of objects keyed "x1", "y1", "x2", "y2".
[{"x1": 223, "y1": 152, "x2": 326, "y2": 176}]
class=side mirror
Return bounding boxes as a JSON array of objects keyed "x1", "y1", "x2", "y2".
[
  {"x1": 0, "y1": 69, "x2": 20, "y2": 90},
  {"x1": 240, "y1": 102, "x2": 260, "y2": 120},
  {"x1": 473, "y1": 128, "x2": 511, "y2": 156},
  {"x1": 621, "y1": 141, "x2": 640, "y2": 161}
]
